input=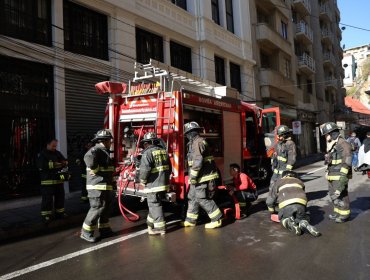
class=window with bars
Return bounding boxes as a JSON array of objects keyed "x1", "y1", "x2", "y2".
[
  {"x1": 281, "y1": 20, "x2": 288, "y2": 39},
  {"x1": 63, "y1": 0, "x2": 108, "y2": 60},
  {"x1": 215, "y1": 56, "x2": 225, "y2": 85},
  {"x1": 230, "y1": 62, "x2": 241, "y2": 92},
  {"x1": 170, "y1": 41, "x2": 192, "y2": 73},
  {"x1": 225, "y1": 0, "x2": 234, "y2": 33},
  {"x1": 0, "y1": 0, "x2": 51, "y2": 46},
  {"x1": 283, "y1": 58, "x2": 291, "y2": 78},
  {"x1": 211, "y1": 0, "x2": 220, "y2": 25},
  {"x1": 170, "y1": 0, "x2": 187, "y2": 10},
  {"x1": 136, "y1": 28, "x2": 164, "y2": 64}
]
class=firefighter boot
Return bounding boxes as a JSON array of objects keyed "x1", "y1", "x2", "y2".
[
  {"x1": 328, "y1": 213, "x2": 338, "y2": 221},
  {"x1": 80, "y1": 230, "x2": 98, "y2": 243},
  {"x1": 205, "y1": 219, "x2": 222, "y2": 229},
  {"x1": 335, "y1": 215, "x2": 349, "y2": 223},
  {"x1": 147, "y1": 226, "x2": 166, "y2": 235},
  {"x1": 282, "y1": 217, "x2": 302, "y2": 235},
  {"x1": 181, "y1": 221, "x2": 196, "y2": 227},
  {"x1": 299, "y1": 220, "x2": 321, "y2": 237},
  {"x1": 42, "y1": 215, "x2": 52, "y2": 225}
]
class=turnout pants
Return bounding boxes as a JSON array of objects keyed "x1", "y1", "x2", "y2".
[
  {"x1": 40, "y1": 183, "x2": 65, "y2": 217},
  {"x1": 146, "y1": 191, "x2": 166, "y2": 230},
  {"x1": 235, "y1": 190, "x2": 257, "y2": 211},
  {"x1": 185, "y1": 181, "x2": 222, "y2": 224},
  {"x1": 82, "y1": 190, "x2": 112, "y2": 234},
  {"x1": 328, "y1": 181, "x2": 350, "y2": 219},
  {"x1": 279, "y1": 203, "x2": 308, "y2": 223}
]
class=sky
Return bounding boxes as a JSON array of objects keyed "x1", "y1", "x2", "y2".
[{"x1": 338, "y1": 0, "x2": 370, "y2": 49}]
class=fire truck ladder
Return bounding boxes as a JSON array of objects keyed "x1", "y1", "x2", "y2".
[{"x1": 155, "y1": 90, "x2": 175, "y2": 151}]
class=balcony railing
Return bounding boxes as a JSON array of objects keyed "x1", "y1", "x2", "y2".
[
  {"x1": 323, "y1": 52, "x2": 336, "y2": 67},
  {"x1": 293, "y1": 0, "x2": 311, "y2": 15},
  {"x1": 295, "y1": 21, "x2": 313, "y2": 44},
  {"x1": 325, "y1": 78, "x2": 338, "y2": 89},
  {"x1": 320, "y1": 4, "x2": 331, "y2": 20},
  {"x1": 298, "y1": 53, "x2": 315, "y2": 74},
  {"x1": 321, "y1": 29, "x2": 334, "y2": 44}
]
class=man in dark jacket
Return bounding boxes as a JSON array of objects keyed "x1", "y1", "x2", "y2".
[
  {"x1": 266, "y1": 171, "x2": 320, "y2": 237},
  {"x1": 139, "y1": 132, "x2": 172, "y2": 235},
  {"x1": 37, "y1": 138, "x2": 68, "y2": 224},
  {"x1": 80, "y1": 129, "x2": 115, "y2": 243},
  {"x1": 182, "y1": 122, "x2": 223, "y2": 229},
  {"x1": 321, "y1": 122, "x2": 352, "y2": 223}
]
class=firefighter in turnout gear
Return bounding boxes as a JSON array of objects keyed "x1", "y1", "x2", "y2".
[
  {"x1": 37, "y1": 139, "x2": 68, "y2": 224},
  {"x1": 182, "y1": 122, "x2": 223, "y2": 229},
  {"x1": 321, "y1": 122, "x2": 352, "y2": 223},
  {"x1": 76, "y1": 141, "x2": 93, "y2": 202},
  {"x1": 269, "y1": 125, "x2": 296, "y2": 189},
  {"x1": 80, "y1": 129, "x2": 115, "y2": 243},
  {"x1": 139, "y1": 132, "x2": 172, "y2": 235},
  {"x1": 266, "y1": 171, "x2": 320, "y2": 237}
]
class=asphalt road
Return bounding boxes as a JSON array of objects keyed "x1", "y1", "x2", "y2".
[{"x1": 1, "y1": 161, "x2": 369, "y2": 280}]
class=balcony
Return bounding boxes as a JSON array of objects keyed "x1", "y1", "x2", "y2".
[
  {"x1": 297, "y1": 53, "x2": 315, "y2": 75},
  {"x1": 325, "y1": 78, "x2": 338, "y2": 90},
  {"x1": 323, "y1": 52, "x2": 336, "y2": 68},
  {"x1": 259, "y1": 69, "x2": 295, "y2": 96},
  {"x1": 256, "y1": 23, "x2": 291, "y2": 54},
  {"x1": 295, "y1": 22, "x2": 313, "y2": 45},
  {"x1": 320, "y1": 4, "x2": 331, "y2": 21},
  {"x1": 292, "y1": 0, "x2": 311, "y2": 16},
  {"x1": 321, "y1": 29, "x2": 334, "y2": 45},
  {"x1": 258, "y1": 0, "x2": 290, "y2": 17}
]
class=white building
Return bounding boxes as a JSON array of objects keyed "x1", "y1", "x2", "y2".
[{"x1": 342, "y1": 53, "x2": 356, "y2": 87}]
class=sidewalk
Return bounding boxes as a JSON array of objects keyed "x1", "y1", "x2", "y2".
[{"x1": 0, "y1": 153, "x2": 325, "y2": 244}]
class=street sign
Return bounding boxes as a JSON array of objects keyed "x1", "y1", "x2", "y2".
[{"x1": 292, "y1": 121, "x2": 301, "y2": 135}]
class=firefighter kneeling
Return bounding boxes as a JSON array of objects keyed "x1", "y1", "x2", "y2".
[
  {"x1": 182, "y1": 122, "x2": 223, "y2": 229},
  {"x1": 266, "y1": 171, "x2": 320, "y2": 237}
]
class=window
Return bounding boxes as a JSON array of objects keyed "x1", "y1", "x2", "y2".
[
  {"x1": 296, "y1": 74, "x2": 301, "y2": 89},
  {"x1": 281, "y1": 21, "x2": 288, "y2": 39},
  {"x1": 0, "y1": 0, "x2": 51, "y2": 46},
  {"x1": 170, "y1": 0, "x2": 187, "y2": 10},
  {"x1": 214, "y1": 56, "x2": 225, "y2": 85},
  {"x1": 325, "y1": 90, "x2": 329, "y2": 102},
  {"x1": 211, "y1": 0, "x2": 220, "y2": 25},
  {"x1": 170, "y1": 41, "x2": 192, "y2": 73},
  {"x1": 283, "y1": 58, "x2": 291, "y2": 78},
  {"x1": 307, "y1": 79, "x2": 313, "y2": 94},
  {"x1": 136, "y1": 28, "x2": 163, "y2": 64},
  {"x1": 230, "y1": 62, "x2": 241, "y2": 92},
  {"x1": 260, "y1": 51, "x2": 271, "y2": 68},
  {"x1": 64, "y1": 0, "x2": 108, "y2": 60},
  {"x1": 225, "y1": 0, "x2": 234, "y2": 33}
]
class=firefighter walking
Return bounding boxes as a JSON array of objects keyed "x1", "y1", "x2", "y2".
[
  {"x1": 269, "y1": 125, "x2": 297, "y2": 189},
  {"x1": 266, "y1": 171, "x2": 320, "y2": 237},
  {"x1": 37, "y1": 139, "x2": 68, "y2": 224},
  {"x1": 80, "y1": 129, "x2": 115, "y2": 243},
  {"x1": 321, "y1": 122, "x2": 352, "y2": 223},
  {"x1": 139, "y1": 132, "x2": 172, "y2": 235},
  {"x1": 182, "y1": 122, "x2": 223, "y2": 229}
]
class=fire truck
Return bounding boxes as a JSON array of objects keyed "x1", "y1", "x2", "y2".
[{"x1": 95, "y1": 60, "x2": 280, "y2": 219}]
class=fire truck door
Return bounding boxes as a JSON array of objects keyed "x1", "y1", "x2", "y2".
[
  {"x1": 260, "y1": 108, "x2": 281, "y2": 157},
  {"x1": 222, "y1": 111, "x2": 242, "y2": 180}
]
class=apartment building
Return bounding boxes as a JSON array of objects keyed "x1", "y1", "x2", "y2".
[
  {"x1": 343, "y1": 44, "x2": 370, "y2": 80},
  {"x1": 0, "y1": 0, "x2": 254, "y2": 197},
  {"x1": 249, "y1": 0, "x2": 344, "y2": 156}
]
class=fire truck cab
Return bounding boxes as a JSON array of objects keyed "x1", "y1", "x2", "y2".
[{"x1": 95, "y1": 60, "x2": 280, "y2": 203}]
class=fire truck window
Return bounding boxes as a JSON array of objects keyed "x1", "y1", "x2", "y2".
[
  {"x1": 245, "y1": 114, "x2": 256, "y2": 151},
  {"x1": 261, "y1": 113, "x2": 277, "y2": 151}
]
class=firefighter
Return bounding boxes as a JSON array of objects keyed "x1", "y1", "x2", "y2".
[
  {"x1": 320, "y1": 122, "x2": 352, "y2": 223},
  {"x1": 269, "y1": 125, "x2": 296, "y2": 189},
  {"x1": 37, "y1": 138, "x2": 68, "y2": 224},
  {"x1": 76, "y1": 141, "x2": 93, "y2": 202},
  {"x1": 80, "y1": 129, "x2": 115, "y2": 243},
  {"x1": 139, "y1": 132, "x2": 172, "y2": 235},
  {"x1": 182, "y1": 121, "x2": 223, "y2": 229},
  {"x1": 266, "y1": 171, "x2": 320, "y2": 237}
]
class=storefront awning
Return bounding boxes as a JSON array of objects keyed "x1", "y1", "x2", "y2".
[{"x1": 345, "y1": 96, "x2": 370, "y2": 115}]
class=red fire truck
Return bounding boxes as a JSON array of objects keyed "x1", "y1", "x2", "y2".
[{"x1": 95, "y1": 60, "x2": 280, "y2": 219}]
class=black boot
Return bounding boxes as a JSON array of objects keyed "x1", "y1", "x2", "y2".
[
  {"x1": 42, "y1": 215, "x2": 52, "y2": 225},
  {"x1": 299, "y1": 220, "x2": 321, "y2": 237},
  {"x1": 282, "y1": 217, "x2": 302, "y2": 235},
  {"x1": 328, "y1": 213, "x2": 337, "y2": 220},
  {"x1": 335, "y1": 215, "x2": 349, "y2": 223},
  {"x1": 80, "y1": 230, "x2": 98, "y2": 243}
]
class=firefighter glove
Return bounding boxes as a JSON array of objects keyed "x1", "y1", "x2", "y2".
[{"x1": 188, "y1": 177, "x2": 197, "y2": 185}]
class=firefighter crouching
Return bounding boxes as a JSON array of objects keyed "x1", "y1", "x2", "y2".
[
  {"x1": 37, "y1": 138, "x2": 68, "y2": 224},
  {"x1": 139, "y1": 132, "x2": 172, "y2": 235},
  {"x1": 266, "y1": 171, "x2": 320, "y2": 237},
  {"x1": 182, "y1": 122, "x2": 223, "y2": 229},
  {"x1": 80, "y1": 129, "x2": 115, "y2": 243},
  {"x1": 321, "y1": 122, "x2": 352, "y2": 223},
  {"x1": 269, "y1": 125, "x2": 297, "y2": 189}
]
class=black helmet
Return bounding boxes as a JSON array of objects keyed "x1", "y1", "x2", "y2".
[
  {"x1": 140, "y1": 132, "x2": 158, "y2": 145},
  {"x1": 92, "y1": 129, "x2": 113, "y2": 142},
  {"x1": 276, "y1": 125, "x2": 290, "y2": 136},
  {"x1": 184, "y1": 121, "x2": 203, "y2": 135},
  {"x1": 282, "y1": 170, "x2": 298, "y2": 178},
  {"x1": 320, "y1": 122, "x2": 339, "y2": 136}
]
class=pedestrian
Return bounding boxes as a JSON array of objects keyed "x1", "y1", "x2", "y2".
[
  {"x1": 269, "y1": 125, "x2": 296, "y2": 190},
  {"x1": 182, "y1": 121, "x2": 223, "y2": 229},
  {"x1": 37, "y1": 138, "x2": 68, "y2": 224},
  {"x1": 80, "y1": 129, "x2": 115, "y2": 243},
  {"x1": 228, "y1": 163, "x2": 258, "y2": 218},
  {"x1": 266, "y1": 171, "x2": 320, "y2": 237},
  {"x1": 321, "y1": 122, "x2": 352, "y2": 223},
  {"x1": 138, "y1": 132, "x2": 172, "y2": 235},
  {"x1": 357, "y1": 131, "x2": 370, "y2": 178},
  {"x1": 76, "y1": 141, "x2": 93, "y2": 202},
  {"x1": 346, "y1": 132, "x2": 361, "y2": 170}
]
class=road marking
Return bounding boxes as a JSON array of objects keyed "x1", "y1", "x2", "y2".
[
  {"x1": 0, "y1": 220, "x2": 181, "y2": 280},
  {"x1": 300, "y1": 166, "x2": 327, "y2": 177}
]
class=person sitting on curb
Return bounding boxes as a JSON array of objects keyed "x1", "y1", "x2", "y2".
[{"x1": 266, "y1": 171, "x2": 320, "y2": 237}]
